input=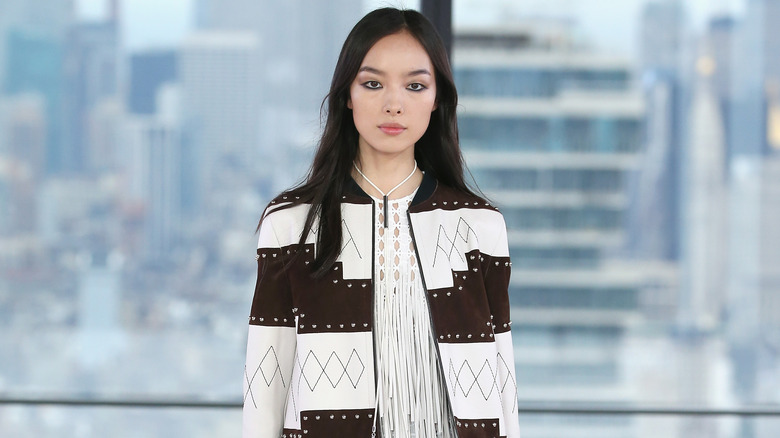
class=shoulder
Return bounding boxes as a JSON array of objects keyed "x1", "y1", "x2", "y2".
[
  {"x1": 256, "y1": 192, "x2": 311, "y2": 246},
  {"x1": 413, "y1": 181, "x2": 502, "y2": 216}
]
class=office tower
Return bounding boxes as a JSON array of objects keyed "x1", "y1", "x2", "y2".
[
  {"x1": 730, "y1": 0, "x2": 780, "y2": 157},
  {"x1": 87, "y1": 97, "x2": 124, "y2": 171},
  {"x1": 128, "y1": 50, "x2": 178, "y2": 115},
  {"x1": 194, "y1": 0, "x2": 363, "y2": 191},
  {"x1": 62, "y1": 0, "x2": 120, "y2": 173},
  {"x1": 0, "y1": 96, "x2": 46, "y2": 236},
  {"x1": 453, "y1": 21, "x2": 660, "y2": 437},
  {"x1": 4, "y1": 30, "x2": 66, "y2": 175},
  {"x1": 722, "y1": 9, "x2": 780, "y2": 437},
  {"x1": 680, "y1": 57, "x2": 728, "y2": 331},
  {"x1": 0, "y1": 0, "x2": 73, "y2": 100},
  {"x1": 629, "y1": 0, "x2": 687, "y2": 262},
  {"x1": 180, "y1": 32, "x2": 260, "y2": 187},
  {"x1": 704, "y1": 17, "x2": 736, "y2": 170},
  {"x1": 0, "y1": 95, "x2": 47, "y2": 178},
  {"x1": 123, "y1": 116, "x2": 183, "y2": 260}
]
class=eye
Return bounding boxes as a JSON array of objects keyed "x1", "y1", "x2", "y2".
[
  {"x1": 407, "y1": 83, "x2": 427, "y2": 91},
  {"x1": 362, "y1": 81, "x2": 382, "y2": 89}
]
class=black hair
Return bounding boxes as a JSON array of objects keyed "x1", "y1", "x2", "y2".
[{"x1": 258, "y1": 7, "x2": 477, "y2": 276}]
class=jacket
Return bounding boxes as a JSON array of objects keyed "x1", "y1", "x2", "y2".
[{"x1": 243, "y1": 173, "x2": 521, "y2": 438}]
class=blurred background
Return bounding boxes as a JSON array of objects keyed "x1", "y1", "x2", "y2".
[{"x1": 1, "y1": 0, "x2": 779, "y2": 436}]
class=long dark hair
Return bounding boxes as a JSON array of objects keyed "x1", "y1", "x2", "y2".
[{"x1": 259, "y1": 7, "x2": 476, "y2": 276}]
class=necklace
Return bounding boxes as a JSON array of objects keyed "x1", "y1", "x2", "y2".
[{"x1": 353, "y1": 160, "x2": 418, "y2": 228}]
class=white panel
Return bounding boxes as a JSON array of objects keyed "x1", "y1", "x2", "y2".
[
  {"x1": 259, "y1": 203, "x2": 316, "y2": 248},
  {"x1": 438, "y1": 341, "x2": 504, "y2": 426},
  {"x1": 495, "y1": 331, "x2": 521, "y2": 438},
  {"x1": 337, "y1": 203, "x2": 373, "y2": 280},
  {"x1": 243, "y1": 325, "x2": 297, "y2": 437},
  {"x1": 286, "y1": 331, "x2": 376, "y2": 421},
  {"x1": 410, "y1": 208, "x2": 508, "y2": 290}
]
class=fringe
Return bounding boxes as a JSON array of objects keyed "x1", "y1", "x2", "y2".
[{"x1": 372, "y1": 192, "x2": 452, "y2": 438}]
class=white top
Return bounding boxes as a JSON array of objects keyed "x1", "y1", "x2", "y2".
[{"x1": 371, "y1": 190, "x2": 453, "y2": 438}]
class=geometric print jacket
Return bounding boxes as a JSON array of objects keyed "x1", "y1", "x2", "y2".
[{"x1": 243, "y1": 173, "x2": 521, "y2": 438}]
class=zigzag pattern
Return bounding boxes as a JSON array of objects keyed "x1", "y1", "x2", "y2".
[
  {"x1": 244, "y1": 346, "x2": 286, "y2": 408},
  {"x1": 340, "y1": 219, "x2": 363, "y2": 260},
  {"x1": 446, "y1": 352, "x2": 518, "y2": 411},
  {"x1": 432, "y1": 217, "x2": 478, "y2": 267},
  {"x1": 287, "y1": 347, "x2": 367, "y2": 421}
]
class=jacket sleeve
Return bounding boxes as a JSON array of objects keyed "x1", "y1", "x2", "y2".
[
  {"x1": 482, "y1": 212, "x2": 521, "y2": 438},
  {"x1": 243, "y1": 214, "x2": 297, "y2": 437}
]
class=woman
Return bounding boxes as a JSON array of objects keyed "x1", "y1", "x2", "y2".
[{"x1": 244, "y1": 8, "x2": 520, "y2": 438}]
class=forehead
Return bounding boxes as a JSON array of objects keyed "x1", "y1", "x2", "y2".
[{"x1": 360, "y1": 31, "x2": 433, "y2": 72}]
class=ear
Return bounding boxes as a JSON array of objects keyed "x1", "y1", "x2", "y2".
[
  {"x1": 432, "y1": 101, "x2": 438, "y2": 111},
  {"x1": 347, "y1": 97, "x2": 353, "y2": 109}
]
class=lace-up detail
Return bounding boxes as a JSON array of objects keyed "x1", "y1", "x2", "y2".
[{"x1": 371, "y1": 190, "x2": 454, "y2": 438}]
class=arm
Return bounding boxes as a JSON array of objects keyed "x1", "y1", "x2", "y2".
[
  {"x1": 481, "y1": 213, "x2": 521, "y2": 438},
  {"x1": 243, "y1": 214, "x2": 297, "y2": 437}
]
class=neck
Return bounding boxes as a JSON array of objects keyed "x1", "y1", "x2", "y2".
[{"x1": 353, "y1": 154, "x2": 421, "y2": 200}]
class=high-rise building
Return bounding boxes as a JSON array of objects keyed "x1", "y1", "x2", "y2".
[
  {"x1": 679, "y1": 58, "x2": 728, "y2": 331},
  {"x1": 62, "y1": 1, "x2": 120, "y2": 173},
  {"x1": 179, "y1": 31, "x2": 260, "y2": 207},
  {"x1": 727, "y1": 0, "x2": 780, "y2": 392},
  {"x1": 639, "y1": 0, "x2": 686, "y2": 75},
  {"x1": 194, "y1": 0, "x2": 363, "y2": 191},
  {"x1": 453, "y1": 21, "x2": 675, "y2": 437},
  {"x1": 705, "y1": 16, "x2": 736, "y2": 170},
  {"x1": 128, "y1": 50, "x2": 178, "y2": 115},
  {"x1": 4, "y1": 30, "x2": 66, "y2": 175},
  {"x1": 0, "y1": 95, "x2": 47, "y2": 178},
  {"x1": 0, "y1": 95, "x2": 46, "y2": 235},
  {"x1": 122, "y1": 115, "x2": 183, "y2": 260},
  {"x1": 0, "y1": 0, "x2": 73, "y2": 98},
  {"x1": 730, "y1": 0, "x2": 780, "y2": 157},
  {"x1": 628, "y1": 0, "x2": 687, "y2": 262}
]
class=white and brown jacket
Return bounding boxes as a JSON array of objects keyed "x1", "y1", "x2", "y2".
[{"x1": 243, "y1": 173, "x2": 521, "y2": 438}]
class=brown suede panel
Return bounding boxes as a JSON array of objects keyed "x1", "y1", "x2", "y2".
[
  {"x1": 293, "y1": 408, "x2": 379, "y2": 438},
  {"x1": 427, "y1": 249, "x2": 496, "y2": 343},
  {"x1": 284, "y1": 244, "x2": 373, "y2": 334},
  {"x1": 454, "y1": 417, "x2": 501, "y2": 438},
  {"x1": 249, "y1": 247, "x2": 295, "y2": 327},
  {"x1": 481, "y1": 254, "x2": 512, "y2": 334},
  {"x1": 409, "y1": 182, "x2": 500, "y2": 214}
]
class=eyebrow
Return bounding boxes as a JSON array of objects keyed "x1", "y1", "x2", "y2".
[{"x1": 358, "y1": 66, "x2": 432, "y2": 76}]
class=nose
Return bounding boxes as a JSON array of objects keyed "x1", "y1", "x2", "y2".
[
  {"x1": 384, "y1": 103, "x2": 402, "y2": 115},
  {"x1": 383, "y1": 91, "x2": 403, "y2": 115}
]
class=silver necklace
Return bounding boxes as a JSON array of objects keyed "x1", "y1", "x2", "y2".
[{"x1": 353, "y1": 160, "x2": 418, "y2": 228}]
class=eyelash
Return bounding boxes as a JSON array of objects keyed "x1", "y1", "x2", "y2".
[{"x1": 361, "y1": 81, "x2": 427, "y2": 92}]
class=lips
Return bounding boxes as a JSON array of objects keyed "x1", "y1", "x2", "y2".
[{"x1": 379, "y1": 123, "x2": 406, "y2": 135}]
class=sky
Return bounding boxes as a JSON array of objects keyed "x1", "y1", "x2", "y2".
[{"x1": 75, "y1": 0, "x2": 746, "y2": 55}]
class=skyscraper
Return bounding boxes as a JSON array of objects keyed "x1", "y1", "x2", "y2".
[
  {"x1": 194, "y1": 0, "x2": 363, "y2": 191},
  {"x1": 730, "y1": 0, "x2": 780, "y2": 157},
  {"x1": 726, "y1": 1, "x2": 780, "y2": 425},
  {"x1": 123, "y1": 116, "x2": 183, "y2": 260},
  {"x1": 453, "y1": 21, "x2": 660, "y2": 437},
  {"x1": 0, "y1": 0, "x2": 73, "y2": 98},
  {"x1": 4, "y1": 30, "x2": 66, "y2": 175},
  {"x1": 629, "y1": 0, "x2": 687, "y2": 262},
  {"x1": 180, "y1": 31, "x2": 260, "y2": 196},
  {"x1": 62, "y1": 9, "x2": 120, "y2": 174},
  {"x1": 680, "y1": 57, "x2": 728, "y2": 331},
  {"x1": 128, "y1": 50, "x2": 178, "y2": 115}
]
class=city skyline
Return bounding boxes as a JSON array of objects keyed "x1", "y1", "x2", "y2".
[
  {"x1": 3, "y1": 0, "x2": 780, "y2": 436},
  {"x1": 76, "y1": 0, "x2": 746, "y2": 56}
]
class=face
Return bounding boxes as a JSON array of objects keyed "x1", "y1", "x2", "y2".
[{"x1": 347, "y1": 31, "x2": 437, "y2": 160}]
